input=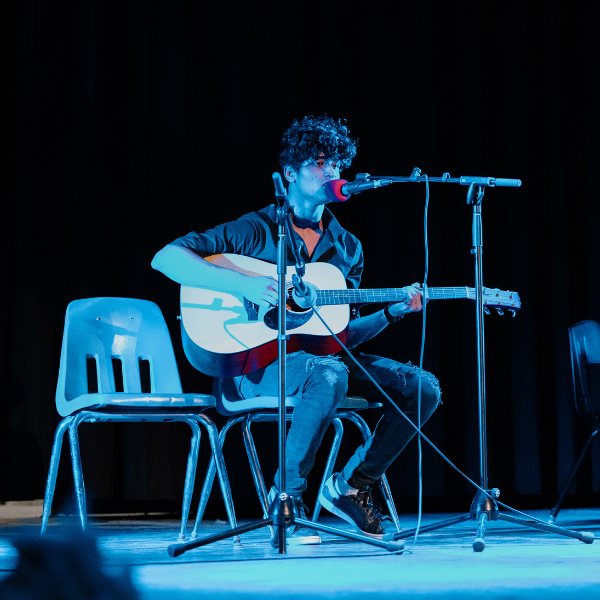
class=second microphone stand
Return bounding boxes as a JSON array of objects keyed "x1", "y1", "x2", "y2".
[{"x1": 377, "y1": 175, "x2": 594, "y2": 551}]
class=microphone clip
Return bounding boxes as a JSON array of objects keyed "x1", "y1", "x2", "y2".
[
  {"x1": 410, "y1": 167, "x2": 422, "y2": 182},
  {"x1": 354, "y1": 173, "x2": 371, "y2": 182}
]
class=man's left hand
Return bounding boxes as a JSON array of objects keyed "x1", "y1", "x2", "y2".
[{"x1": 387, "y1": 283, "x2": 426, "y2": 317}]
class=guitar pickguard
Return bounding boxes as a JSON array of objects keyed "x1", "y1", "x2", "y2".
[{"x1": 263, "y1": 307, "x2": 314, "y2": 331}]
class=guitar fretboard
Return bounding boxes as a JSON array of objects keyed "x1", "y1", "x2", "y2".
[{"x1": 315, "y1": 287, "x2": 473, "y2": 306}]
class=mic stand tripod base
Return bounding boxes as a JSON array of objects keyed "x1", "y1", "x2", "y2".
[
  {"x1": 269, "y1": 492, "x2": 404, "y2": 551},
  {"x1": 167, "y1": 494, "x2": 405, "y2": 557},
  {"x1": 382, "y1": 488, "x2": 595, "y2": 552}
]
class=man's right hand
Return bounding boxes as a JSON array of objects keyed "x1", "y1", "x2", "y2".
[{"x1": 240, "y1": 275, "x2": 279, "y2": 308}]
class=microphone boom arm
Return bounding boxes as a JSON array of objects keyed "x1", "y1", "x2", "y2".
[{"x1": 366, "y1": 171, "x2": 521, "y2": 188}]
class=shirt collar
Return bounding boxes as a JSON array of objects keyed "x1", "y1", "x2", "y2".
[
  {"x1": 321, "y1": 206, "x2": 344, "y2": 239},
  {"x1": 264, "y1": 204, "x2": 344, "y2": 239}
]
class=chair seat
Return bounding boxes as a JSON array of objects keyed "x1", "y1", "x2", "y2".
[
  {"x1": 340, "y1": 396, "x2": 382, "y2": 410},
  {"x1": 220, "y1": 394, "x2": 380, "y2": 413},
  {"x1": 58, "y1": 392, "x2": 216, "y2": 416}
]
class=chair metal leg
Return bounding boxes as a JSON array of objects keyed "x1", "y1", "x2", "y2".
[
  {"x1": 313, "y1": 418, "x2": 344, "y2": 522},
  {"x1": 207, "y1": 407, "x2": 401, "y2": 537},
  {"x1": 41, "y1": 417, "x2": 73, "y2": 535},
  {"x1": 177, "y1": 418, "x2": 202, "y2": 540},
  {"x1": 194, "y1": 413, "x2": 238, "y2": 535},
  {"x1": 242, "y1": 412, "x2": 297, "y2": 542},
  {"x1": 338, "y1": 411, "x2": 402, "y2": 532},
  {"x1": 550, "y1": 427, "x2": 600, "y2": 522},
  {"x1": 191, "y1": 415, "x2": 244, "y2": 538},
  {"x1": 68, "y1": 412, "x2": 90, "y2": 531},
  {"x1": 243, "y1": 413, "x2": 272, "y2": 517}
]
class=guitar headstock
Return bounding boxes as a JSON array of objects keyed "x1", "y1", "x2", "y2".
[{"x1": 480, "y1": 287, "x2": 521, "y2": 314}]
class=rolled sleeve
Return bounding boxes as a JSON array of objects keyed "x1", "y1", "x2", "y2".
[{"x1": 170, "y1": 216, "x2": 262, "y2": 257}]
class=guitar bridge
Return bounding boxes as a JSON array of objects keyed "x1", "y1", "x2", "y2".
[{"x1": 244, "y1": 298, "x2": 260, "y2": 322}]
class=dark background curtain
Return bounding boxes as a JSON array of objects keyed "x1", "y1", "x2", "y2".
[{"x1": 2, "y1": 1, "x2": 599, "y2": 518}]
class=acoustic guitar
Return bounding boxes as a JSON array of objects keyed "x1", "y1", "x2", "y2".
[{"x1": 179, "y1": 254, "x2": 521, "y2": 377}]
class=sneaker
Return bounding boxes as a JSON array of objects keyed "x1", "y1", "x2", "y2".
[
  {"x1": 267, "y1": 487, "x2": 321, "y2": 547},
  {"x1": 319, "y1": 473, "x2": 397, "y2": 539}
]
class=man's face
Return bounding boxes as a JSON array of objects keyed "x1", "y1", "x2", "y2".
[{"x1": 288, "y1": 153, "x2": 341, "y2": 204}]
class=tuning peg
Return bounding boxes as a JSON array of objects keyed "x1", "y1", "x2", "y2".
[
  {"x1": 510, "y1": 310, "x2": 516, "y2": 318},
  {"x1": 496, "y1": 308, "x2": 504, "y2": 316},
  {"x1": 484, "y1": 307, "x2": 490, "y2": 315}
]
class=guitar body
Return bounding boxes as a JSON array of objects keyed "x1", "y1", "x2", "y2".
[
  {"x1": 179, "y1": 254, "x2": 522, "y2": 377},
  {"x1": 180, "y1": 254, "x2": 350, "y2": 377}
]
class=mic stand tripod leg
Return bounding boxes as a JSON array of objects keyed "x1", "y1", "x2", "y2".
[
  {"x1": 168, "y1": 519, "x2": 273, "y2": 557},
  {"x1": 470, "y1": 488, "x2": 498, "y2": 552},
  {"x1": 473, "y1": 513, "x2": 487, "y2": 552},
  {"x1": 298, "y1": 519, "x2": 404, "y2": 552}
]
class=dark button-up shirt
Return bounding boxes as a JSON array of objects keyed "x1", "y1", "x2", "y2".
[{"x1": 170, "y1": 204, "x2": 364, "y2": 290}]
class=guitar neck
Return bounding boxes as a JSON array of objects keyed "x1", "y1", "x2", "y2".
[{"x1": 315, "y1": 287, "x2": 473, "y2": 306}]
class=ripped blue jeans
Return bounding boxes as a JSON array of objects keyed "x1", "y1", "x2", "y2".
[{"x1": 236, "y1": 350, "x2": 441, "y2": 494}]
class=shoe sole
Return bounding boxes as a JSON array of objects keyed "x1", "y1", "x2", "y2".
[
  {"x1": 267, "y1": 489, "x2": 321, "y2": 547},
  {"x1": 270, "y1": 529, "x2": 321, "y2": 547},
  {"x1": 288, "y1": 534, "x2": 321, "y2": 546},
  {"x1": 319, "y1": 478, "x2": 385, "y2": 540}
]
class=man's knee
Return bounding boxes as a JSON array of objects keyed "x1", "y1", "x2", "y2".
[
  {"x1": 306, "y1": 355, "x2": 349, "y2": 401},
  {"x1": 397, "y1": 365, "x2": 441, "y2": 416},
  {"x1": 416, "y1": 370, "x2": 441, "y2": 417}
]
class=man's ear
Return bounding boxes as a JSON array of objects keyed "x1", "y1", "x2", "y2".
[{"x1": 284, "y1": 165, "x2": 296, "y2": 183}]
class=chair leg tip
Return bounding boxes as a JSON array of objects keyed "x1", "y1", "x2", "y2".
[{"x1": 580, "y1": 531, "x2": 594, "y2": 544}]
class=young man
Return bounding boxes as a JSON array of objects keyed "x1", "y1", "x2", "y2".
[{"x1": 152, "y1": 115, "x2": 441, "y2": 546}]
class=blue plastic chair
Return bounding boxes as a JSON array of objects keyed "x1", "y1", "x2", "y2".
[
  {"x1": 188, "y1": 377, "x2": 401, "y2": 538},
  {"x1": 549, "y1": 320, "x2": 600, "y2": 521},
  {"x1": 41, "y1": 298, "x2": 237, "y2": 540}
]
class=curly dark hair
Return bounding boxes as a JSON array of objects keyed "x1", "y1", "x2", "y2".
[{"x1": 279, "y1": 115, "x2": 358, "y2": 174}]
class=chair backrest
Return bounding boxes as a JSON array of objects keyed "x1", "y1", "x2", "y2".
[
  {"x1": 56, "y1": 298, "x2": 183, "y2": 415},
  {"x1": 568, "y1": 320, "x2": 600, "y2": 426}
]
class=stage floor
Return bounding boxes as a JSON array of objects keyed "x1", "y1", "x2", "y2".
[{"x1": 1, "y1": 508, "x2": 600, "y2": 599}]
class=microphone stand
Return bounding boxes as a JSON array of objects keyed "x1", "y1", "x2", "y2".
[
  {"x1": 167, "y1": 174, "x2": 404, "y2": 558},
  {"x1": 362, "y1": 169, "x2": 593, "y2": 551}
]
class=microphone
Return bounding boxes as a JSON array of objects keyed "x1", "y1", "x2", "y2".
[
  {"x1": 292, "y1": 275, "x2": 317, "y2": 309},
  {"x1": 323, "y1": 174, "x2": 393, "y2": 202},
  {"x1": 493, "y1": 178, "x2": 522, "y2": 187},
  {"x1": 272, "y1": 172, "x2": 287, "y2": 200},
  {"x1": 459, "y1": 176, "x2": 522, "y2": 188}
]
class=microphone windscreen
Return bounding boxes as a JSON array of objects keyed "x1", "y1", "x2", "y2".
[{"x1": 323, "y1": 179, "x2": 349, "y2": 202}]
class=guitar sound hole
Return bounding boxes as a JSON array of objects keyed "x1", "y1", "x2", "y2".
[
  {"x1": 264, "y1": 307, "x2": 314, "y2": 331},
  {"x1": 286, "y1": 289, "x2": 312, "y2": 313},
  {"x1": 263, "y1": 282, "x2": 320, "y2": 330}
]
